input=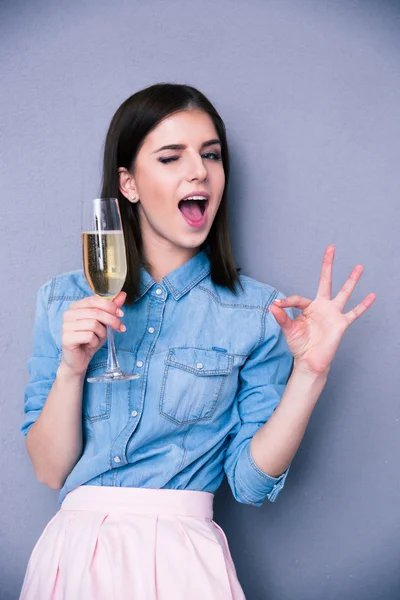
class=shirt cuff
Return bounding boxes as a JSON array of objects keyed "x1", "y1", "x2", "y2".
[{"x1": 235, "y1": 443, "x2": 290, "y2": 505}]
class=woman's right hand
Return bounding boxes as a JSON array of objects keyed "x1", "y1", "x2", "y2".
[{"x1": 60, "y1": 291, "x2": 127, "y2": 376}]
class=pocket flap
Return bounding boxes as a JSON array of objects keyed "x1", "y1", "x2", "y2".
[{"x1": 166, "y1": 347, "x2": 233, "y2": 376}]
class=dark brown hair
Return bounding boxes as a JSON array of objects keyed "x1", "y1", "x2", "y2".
[{"x1": 101, "y1": 83, "x2": 242, "y2": 304}]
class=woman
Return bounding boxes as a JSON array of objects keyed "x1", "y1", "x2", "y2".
[{"x1": 20, "y1": 83, "x2": 376, "y2": 599}]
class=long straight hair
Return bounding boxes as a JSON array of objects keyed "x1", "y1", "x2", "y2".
[{"x1": 101, "y1": 83, "x2": 242, "y2": 304}]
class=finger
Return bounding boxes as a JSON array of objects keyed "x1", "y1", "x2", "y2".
[
  {"x1": 273, "y1": 295, "x2": 312, "y2": 310},
  {"x1": 316, "y1": 245, "x2": 335, "y2": 300},
  {"x1": 63, "y1": 331, "x2": 102, "y2": 350},
  {"x1": 333, "y1": 265, "x2": 364, "y2": 311},
  {"x1": 64, "y1": 309, "x2": 124, "y2": 331},
  {"x1": 343, "y1": 293, "x2": 376, "y2": 326},
  {"x1": 269, "y1": 302, "x2": 293, "y2": 332},
  {"x1": 70, "y1": 293, "x2": 126, "y2": 316},
  {"x1": 113, "y1": 291, "x2": 127, "y2": 308},
  {"x1": 63, "y1": 319, "x2": 107, "y2": 339}
]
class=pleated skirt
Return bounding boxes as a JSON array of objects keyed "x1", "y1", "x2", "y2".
[{"x1": 19, "y1": 485, "x2": 246, "y2": 599}]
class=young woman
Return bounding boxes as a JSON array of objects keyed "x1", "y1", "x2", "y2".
[{"x1": 20, "y1": 83, "x2": 376, "y2": 599}]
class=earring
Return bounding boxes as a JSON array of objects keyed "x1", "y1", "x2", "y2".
[{"x1": 130, "y1": 195, "x2": 136, "y2": 201}]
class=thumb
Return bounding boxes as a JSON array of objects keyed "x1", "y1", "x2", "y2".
[
  {"x1": 112, "y1": 291, "x2": 127, "y2": 307},
  {"x1": 269, "y1": 302, "x2": 292, "y2": 330}
]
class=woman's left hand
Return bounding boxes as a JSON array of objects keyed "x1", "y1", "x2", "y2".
[{"x1": 269, "y1": 245, "x2": 376, "y2": 377}]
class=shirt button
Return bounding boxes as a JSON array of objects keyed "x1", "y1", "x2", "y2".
[
  {"x1": 156, "y1": 288, "x2": 162, "y2": 295},
  {"x1": 136, "y1": 361, "x2": 143, "y2": 368},
  {"x1": 148, "y1": 327, "x2": 155, "y2": 334},
  {"x1": 196, "y1": 362, "x2": 203, "y2": 369},
  {"x1": 113, "y1": 456, "x2": 121, "y2": 463},
  {"x1": 131, "y1": 410, "x2": 138, "y2": 418}
]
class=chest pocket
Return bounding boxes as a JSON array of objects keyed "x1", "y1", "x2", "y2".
[
  {"x1": 82, "y1": 347, "x2": 112, "y2": 422},
  {"x1": 159, "y1": 347, "x2": 234, "y2": 425}
]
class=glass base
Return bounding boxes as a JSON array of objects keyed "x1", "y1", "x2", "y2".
[{"x1": 87, "y1": 370, "x2": 140, "y2": 383}]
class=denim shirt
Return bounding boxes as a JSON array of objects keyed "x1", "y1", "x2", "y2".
[{"x1": 21, "y1": 250, "x2": 295, "y2": 506}]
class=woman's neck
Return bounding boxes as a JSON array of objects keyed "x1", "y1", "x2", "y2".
[{"x1": 142, "y1": 240, "x2": 200, "y2": 283}]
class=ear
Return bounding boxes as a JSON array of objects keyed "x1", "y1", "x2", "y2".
[{"x1": 118, "y1": 167, "x2": 139, "y2": 203}]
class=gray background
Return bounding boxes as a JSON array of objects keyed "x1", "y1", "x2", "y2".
[{"x1": 1, "y1": 0, "x2": 399, "y2": 598}]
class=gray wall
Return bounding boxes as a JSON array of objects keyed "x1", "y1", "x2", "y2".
[{"x1": 1, "y1": 0, "x2": 399, "y2": 598}]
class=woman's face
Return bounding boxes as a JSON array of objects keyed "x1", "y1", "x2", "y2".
[{"x1": 119, "y1": 109, "x2": 225, "y2": 258}]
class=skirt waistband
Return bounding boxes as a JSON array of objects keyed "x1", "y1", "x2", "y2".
[{"x1": 61, "y1": 485, "x2": 214, "y2": 519}]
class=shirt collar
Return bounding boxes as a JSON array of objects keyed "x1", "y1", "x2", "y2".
[{"x1": 136, "y1": 249, "x2": 211, "y2": 301}]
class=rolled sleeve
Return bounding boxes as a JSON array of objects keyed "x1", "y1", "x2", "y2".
[
  {"x1": 224, "y1": 290, "x2": 294, "y2": 507},
  {"x1": 21, "y1": 281, "x2": 60, "y2": 437},
  {"x1": 235, "y1": 443, "x2": 290, "y2": 506}
]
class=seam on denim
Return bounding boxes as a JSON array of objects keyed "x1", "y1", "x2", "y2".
[
  {"x1": 159, "y1": 351, "x2": 171, "y2": 420},
  {"x1": 83, "y1": 358, "x2": 112, "y2": 422},
  {"x1": 123, "y1": 297, "x2": 152, "y2": 440},
  {"x1": 48, "y1": 277, "x2": 57, "y2": 309},
  {"x1": 164, "y1": 268, "x2": 210, "y2": 299},
  {"x1": 167, "y1": 351, "x2": 233, "y2": 376},
  {"x1": 247, "y1": 444, "x2": 282, "y2": 483},
  {"x1": 265, "y1": 289, "x2": 279, "y2": 308},
  {"x1": 152, "y1": 345, "x2": 248, "y2": 358},
  {"x1": 123, "y1": 299, "x2": 165, "y2": 448},
  {"x1": 131, "y1": 301, "x2": 152, "y2": 358},
  {"x1": 198, "y1": 285, "x2": 267, "y2": 311},
  {"x1": 257, "y1": 289, "x2": 279, "y2": 347},
  {"x1": 258, "y1": 301, "x2": 266, "y2": 347},
  {"x1": 49, "y1": 295, "x2": 85, "y2": 302},
  {"x1": 235, "y1": 475, "x2": 257, "y2": 505},
  {"x1": 86, "y1": 360, "x2": 107, "y2": 373},
  {"x1": 120, "y1": 301, "x2": 161, "y2": 457},
  {"x1": 84, "y1": 381, "x2": 112, "y2": 422},
  {"x1": 136, "y1": 298, "x2": 154, "y2": 416},
  {"x1": 105, "y1": 346, "x2": 137, "y2": 354},
  {"x1": 45, "y1": 279, "x2": 63, "y2": 354},
  {"x1": 159, "y1": 349, "x2": 230, "y2": 425},
  {"x1": 136, "y1": 280, "x2": 154, "y2": 301}
]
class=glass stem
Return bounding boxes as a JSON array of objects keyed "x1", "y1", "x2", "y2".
[{"x1": 106, "y1": 326, "x2": 121, "y2": 373}]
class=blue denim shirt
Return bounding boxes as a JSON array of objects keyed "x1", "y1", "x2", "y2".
[{"x1": 21, "y1": 250, "x2": 295, "y2": 506}]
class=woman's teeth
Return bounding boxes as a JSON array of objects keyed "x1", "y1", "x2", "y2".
[
  {"x1": 182, "y1": 196, "x2": 208, "y2": 201},
  {"x1": 179, "y1": 196, "x2": 208, "y2": 215}
]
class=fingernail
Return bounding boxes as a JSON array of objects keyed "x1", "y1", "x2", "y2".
[
  {"x1": 274, "y1": 299, "x2": 282, "y2": 303},
  {"x1": 117, "y1": 309, "x2": 124, "y2": 317},
  {"x1": 120, "y1": 324, "x2": 126, "y2": 332}
]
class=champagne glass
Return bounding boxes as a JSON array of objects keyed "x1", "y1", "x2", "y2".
[{"x1": 82, "y1": 198, "x2": 140, "y2": 383}]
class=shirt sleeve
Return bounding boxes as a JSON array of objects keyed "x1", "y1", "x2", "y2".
[
  {"x1": 224, "y1": 291, "x2": 295, "y2": 507},
  {"x1": 20, "y1": 281, "x2": 61, "y2": 437}
]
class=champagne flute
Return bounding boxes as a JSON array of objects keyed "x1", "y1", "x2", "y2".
[{"x1": 82, "y1": 198, "x2": 139, "y2": 383}]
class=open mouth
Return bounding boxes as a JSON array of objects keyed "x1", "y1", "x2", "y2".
[{"x1": 178, "y1": 195, "x2": 209, "y2": 225}]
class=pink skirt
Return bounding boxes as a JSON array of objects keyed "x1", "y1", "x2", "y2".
[{"x1": 20, "y1": 485, "x2": 246, "y2": 599}]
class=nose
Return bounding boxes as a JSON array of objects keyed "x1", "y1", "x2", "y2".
[{"x1": 186, "y1": 153, "x2": 208, "y2": 182}]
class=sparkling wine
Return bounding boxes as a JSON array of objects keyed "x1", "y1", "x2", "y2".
[{"x1": 82, "y1": 230, "x2": 127, "y2": 299}]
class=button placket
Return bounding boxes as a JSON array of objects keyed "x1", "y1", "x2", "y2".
[{"x1": 110, "y1": 294, "x2": 166, "y2": 463}]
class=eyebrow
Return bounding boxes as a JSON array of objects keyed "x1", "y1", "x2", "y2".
[{"x1": 153, "y1": 139, "x2": 221, "y2": 153}]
